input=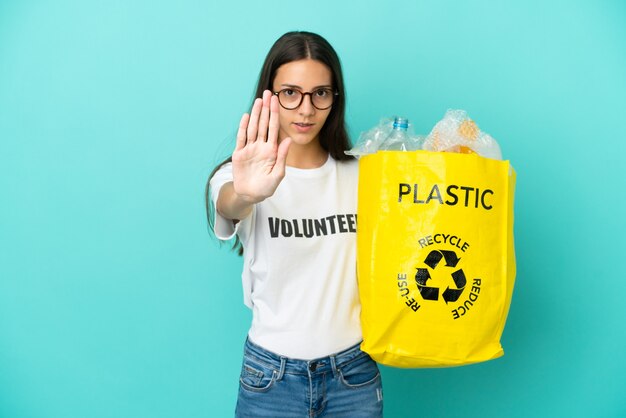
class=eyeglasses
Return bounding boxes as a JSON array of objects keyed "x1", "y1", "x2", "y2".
[{"x1": 273, "y1": 88, "x2": 338, "y2": 110}]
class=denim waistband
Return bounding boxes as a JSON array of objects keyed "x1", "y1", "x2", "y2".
[{"x1": 243, "y1": 338, "x2": 367, "y2": 376}]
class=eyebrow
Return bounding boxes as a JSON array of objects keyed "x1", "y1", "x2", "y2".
[{"x1": 280, "y1": 83, "x2": 333, "y2": 89}]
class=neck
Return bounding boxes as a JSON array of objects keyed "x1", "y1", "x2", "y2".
[{"x1": 285, "y1": 141, "x2": 329, "y2": 169}]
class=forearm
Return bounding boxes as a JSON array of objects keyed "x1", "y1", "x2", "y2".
[{"x1": 216, "y1": 181, "x2": 255, "y2": 221}]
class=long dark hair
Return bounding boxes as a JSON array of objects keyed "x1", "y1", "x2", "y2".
[{"x1": 205, "y1": 31, "x2": 353, "y2": 254}]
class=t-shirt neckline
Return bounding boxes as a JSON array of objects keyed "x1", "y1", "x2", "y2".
[{"x1": 285, "y1": 154, "x2": 334, "y2": 178}]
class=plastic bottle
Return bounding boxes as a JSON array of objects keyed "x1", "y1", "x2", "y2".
[{"x1": 379, "y1": 117, "x2": 413, "y2": 151}]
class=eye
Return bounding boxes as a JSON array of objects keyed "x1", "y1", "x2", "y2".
[
  {"x1": 314, "y1": 89, "x2": 330, "y2": 97},
  {"x1": 283, "y1": 89, "x2": 297, "y2": 97}
]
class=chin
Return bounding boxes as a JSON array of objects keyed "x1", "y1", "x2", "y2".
[{"x1": 289, "y1": 133, "x2": 320, "y2": 146}]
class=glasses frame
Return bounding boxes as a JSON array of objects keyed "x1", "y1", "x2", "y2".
[{"x1": 273, "y1": 88, "x2": 339, "y2": 110}]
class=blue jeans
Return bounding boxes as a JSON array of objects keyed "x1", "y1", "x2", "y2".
[{"x1": 235, "y1": 338, "x2": 383, "y2": 417}]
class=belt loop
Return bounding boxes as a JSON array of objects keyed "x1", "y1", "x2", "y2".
[
  {"x1": 277, "y1": 356, "x2": 286, "y2": 381},
  {"x1": 330, "y1": 354, "x2": 338, "y2": 378}
]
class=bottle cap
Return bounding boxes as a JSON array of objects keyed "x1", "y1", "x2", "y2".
[{"x1": 393, "y1": 117, "x2": 409, "y2": 130}]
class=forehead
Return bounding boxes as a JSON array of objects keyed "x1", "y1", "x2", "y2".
[{"x1": 273, "y1": 59, "x2": 332, "y2": 89}]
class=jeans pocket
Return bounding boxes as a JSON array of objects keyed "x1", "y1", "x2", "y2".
[
  {"x1": 338, "y1": 353, "x2": 381, "y2": 389},
  {"x1": 239, "y1": 357, "x2": 277, "y2": 393}
]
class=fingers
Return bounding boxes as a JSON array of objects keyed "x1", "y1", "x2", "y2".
[
  {"x1": 238, "y1": 90, "x2": 274, "y2": 150},
  {"x1": 235, "y1": 113, "x2": 250, "y2": 151},
  {"x1": 246, "y1": 98, "x2": 262, "y2": 143},
  {"x1": 273, "y1": 137, "x2": 292, "y2": 178},
  {"x1": 257, "y1": 90, "x2": 271, "y2": 142},
  {"x1": 268, "y1": 94, "x2": 280, "y2": 145}
]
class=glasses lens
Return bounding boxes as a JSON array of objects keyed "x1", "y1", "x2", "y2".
[
  {"x1": 278, "y1": 89, "x2": 302, "y2": 109},
  {"x1": 311, "y1": 89, "x2": 334, "y2": 109}
]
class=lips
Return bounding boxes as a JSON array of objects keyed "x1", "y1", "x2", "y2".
[{"x1": 293, "y1": 122, "x2": 315, "y2": 133}]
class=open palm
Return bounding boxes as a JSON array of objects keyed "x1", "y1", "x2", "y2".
[{"x1": 232, "y1": 90, "x2": 291, "y2": 204}]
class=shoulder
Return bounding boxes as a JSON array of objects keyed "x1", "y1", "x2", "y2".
[
  {"x1": 210, "y1": 162, "x2": 233, "y2": 184},
  {"x1": 335, "y1": 157, "x2": 359, "y2": 176},
  {"x1": 214, "y1": 162, "x2": 232, "y2": 176},
  {"x1": 209, "y1": 162, "x2": 233, "y2": 201}
]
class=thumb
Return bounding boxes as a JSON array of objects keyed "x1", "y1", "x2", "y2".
[{"x1": 273, "y1": 137, "x2": 292, "y2": 177}]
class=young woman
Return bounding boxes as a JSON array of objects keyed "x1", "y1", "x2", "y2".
[{"x1": 206, "y1": 31, "x2": 383, "y2": 418}]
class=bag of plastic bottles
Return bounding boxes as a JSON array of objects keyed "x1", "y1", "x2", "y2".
[{"x1": 352, "y1": 113, "x2": 516, "y2": 368}]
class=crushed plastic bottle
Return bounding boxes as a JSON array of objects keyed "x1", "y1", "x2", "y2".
[
  {"x1": 346, "y1": 117, "x2": 422, "y2": 157},
  {"x1": 379, "y1": 117, "x2": 417, "y2": 151},
  {"x1": 422, "y1": 110, "x2": 502, "y2": 160}
]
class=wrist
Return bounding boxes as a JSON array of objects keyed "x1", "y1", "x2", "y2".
[
  {"x1": 216, "y1": 182, "x2": 256, "y2": 221},
  {"x1": 234, "y1": 190, "x2": 261, "y2": 205}
]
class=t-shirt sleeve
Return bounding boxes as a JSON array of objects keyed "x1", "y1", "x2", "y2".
[{"x1": 209, "y1": 162, "x2": 254, "y2": 240}]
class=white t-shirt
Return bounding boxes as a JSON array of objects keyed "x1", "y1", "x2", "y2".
[{"x1": 210, "y1": 156, "x2": 362, "y2": 359}]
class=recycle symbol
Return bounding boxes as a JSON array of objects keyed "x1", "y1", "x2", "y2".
[{"x1": 415, "y1": 250, "x2": 466, "y2": 303}]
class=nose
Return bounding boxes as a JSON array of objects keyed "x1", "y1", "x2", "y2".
[{"x1": 298, "y1": 93, "x2": 315, "y2": 116}]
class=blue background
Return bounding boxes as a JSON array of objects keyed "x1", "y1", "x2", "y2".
[{"x1": 1, "y1": 1, "x2": 624, "y2": 417}]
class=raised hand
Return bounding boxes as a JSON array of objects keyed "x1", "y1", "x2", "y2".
[{"x1": 231, "y1": 90, "x2": 292, "y2": 204}]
